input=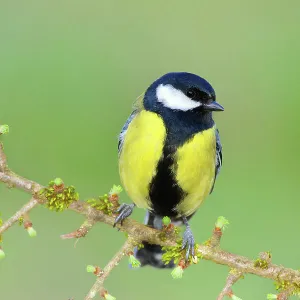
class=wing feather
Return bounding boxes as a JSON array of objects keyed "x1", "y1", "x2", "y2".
[
  {"x1": 118, "y1": 93, "x2": 145, "y2": 155},
  {"x1": 118, "y1": 111, "x2": 137, "y2": 156},
  {"x1": 210, "y1": 128, "x2": 222, "y2": 193}
]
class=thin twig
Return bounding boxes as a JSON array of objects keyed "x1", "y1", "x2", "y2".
[
  {"x1": 210, "y1": 228, "x2": 222, "y2": 248},
  {"x1": 0, "y1": 143, "x2": 7, "y2": 172},
  {"x1": 1, "y1": 145, "x2": 300, "y2": 298},
  {"x1": 217, "y1": 269, "x2": 243, "y2": 300},
  {"x1": 60, "y1": 218, "x2": 96, "y2": 239},
  {"x1": 1, "y1": 169, "x2": 300, "y2": 286},
  {"x1": 85, "y1": 237, "x2": 136, "y2": 300},
  {"x1": 0, "y1": 197, "x2": 39, "y2": 235}
]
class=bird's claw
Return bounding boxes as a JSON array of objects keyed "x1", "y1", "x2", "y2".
[
  {"x1": 113, "y1": 203, "x2": 135, "y2": 227},
  {"x1": 182, "y1": 225, "x2": 195, "y2": 261}
]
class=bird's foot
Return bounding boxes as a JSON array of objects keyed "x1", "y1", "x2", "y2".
[
  {"x1": 182, "y1": 225, "x2": 195, "y2": 261},
  {"x1": 113, "y1": 203, "x2": 135, "y2": 227}
]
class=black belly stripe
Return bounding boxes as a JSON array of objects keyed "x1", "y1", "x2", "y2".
[
  {"x1": 147, "y1": 109, "x2": 215, "y2": 218},
  {"x1": 149, "y1": 145, "x2": 186, "y2": 217}
]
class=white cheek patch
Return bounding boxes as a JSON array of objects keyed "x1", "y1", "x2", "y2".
[{"x1": 156, "y1": 84, "x2": 201, "y2": 111}]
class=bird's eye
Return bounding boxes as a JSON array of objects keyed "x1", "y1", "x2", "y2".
[
  {"x1": 186, "y1": 87, "x2": 213, "y2": 102},
  {"x1": 186, "y1": 89, "x2": 196, "y2": 99},
  {"x1": 198, "y1": 91, "x2": 211, "y2": 101}
]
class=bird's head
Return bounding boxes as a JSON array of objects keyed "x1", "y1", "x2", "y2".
[{"x1": 143, "y1": 72, "x2": 224, "y2": 116}]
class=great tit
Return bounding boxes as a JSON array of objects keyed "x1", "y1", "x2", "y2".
[{"x1": 115, "y1": 72, "x2": 224, "y2": 268}]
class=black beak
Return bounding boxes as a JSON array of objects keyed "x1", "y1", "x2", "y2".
[{"x1": 203, "y1": 101, "x2": 224, "y2": 112}]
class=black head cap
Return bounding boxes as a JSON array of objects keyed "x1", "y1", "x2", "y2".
[{"x1": 144, "y1": 72, "x2": 224, "y2": 112}]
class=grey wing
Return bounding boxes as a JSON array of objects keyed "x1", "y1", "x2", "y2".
[
  {"x1": 210, "y1": 128, "x2": 223, "y2": 193},
  {"x1": 118, "y1": 111, "x2": 137, "y2": 156}
]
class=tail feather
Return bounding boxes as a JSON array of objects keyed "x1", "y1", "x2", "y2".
[
  {"x1": 134, "y1": 211, "x2": 180, "y2": 269},
  {"x1": 134, "y1": 242, "x2": 174, "y2": 268}
]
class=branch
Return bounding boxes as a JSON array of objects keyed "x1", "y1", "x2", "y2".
[
  {"x1": 85, "y1": 237, "x2": 137, "y2": 300},
  {"x1": 217, "y1": 269, "x2": 243, "y2": 300},
  {"x1": 60, "y1": 218, "x2": 96, "y2": 240},
  {"x1": 0, "y1": 142, "x2": 7, "y2": 172},
  {"x1": 0, "y1": 197, "x2": 39, "y2": 235},
  {"x1": 1, "y1": 130, "x2": 300, "y2": 299}
]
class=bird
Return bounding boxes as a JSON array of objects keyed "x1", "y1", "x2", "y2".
[{"x1": 115, "y1": 72, "x2": 224, "y2": 268}]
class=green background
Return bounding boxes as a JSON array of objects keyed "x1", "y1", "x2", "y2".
[{"x1": 1, "y1": 1, "x2": 300, "y2": 299}]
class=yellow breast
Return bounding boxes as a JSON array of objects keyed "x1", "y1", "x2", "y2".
[
  {"x1": 175, "y1": 127, "x2": 216, "y2": 216},
  {"x1": 119, "y1": 110, "x2": 166, "y2": 210}
]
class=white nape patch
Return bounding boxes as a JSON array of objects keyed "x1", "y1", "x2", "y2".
[{"x1": 156, "y1": 84, "x2": 201, "y2": 111}]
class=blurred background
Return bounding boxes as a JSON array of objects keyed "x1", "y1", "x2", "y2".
[{"x1": 1, "y1": 0, "x2": 300, "y2": 299}]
